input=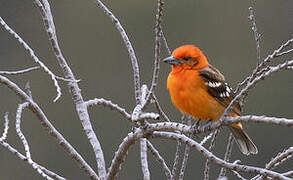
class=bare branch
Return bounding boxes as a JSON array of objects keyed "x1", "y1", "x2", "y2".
[
  {"x1": 107, "y1": 129, "x2": 145, "y2": 180},
  {"x1": 151, "y1": 93, "x2": 171, "y2": 122},
  {"x1": 178, "y1": 141, "x2": 190, "y2": 180},
  {"x1": 266, "y1": 147, "x2": 293, "y2": 171},
  {"x1": 0, "y1": 17, "x2": 62, "y2": 102},
  {"x1": 149, "y1": 0, "x2": 164, "y2": 95},
  {"x1": 204, "y1": 130, "x2": 219, "y2": 180},
  {"x1": 86, "y1": 98, "x2": 131, "y2": 120},
  {"x1": 0, "y1": 141, "x2": 66, "y2": 180},
  {"x1": 0, "y1": 112, "x2": 9, "y2": 142},
  {"x1": 221, "y1": 57, "x2": 293, "y2": 122},
  {"x1": 200, "y1": 132, "x2": 214, "y2": 146},
  {"x1": 34, "y1": 0, "x2": 106, "y2": 177},
  {"x1": 218, "y1": 133, "x2": 234, "y2": 178},
  {"x1": 15, "y1": 102, "x2": 54, "y2": 180},
  {"x1": 147, "y1": 140, "x2": 173, "y2": 180},
  {"x1": 92, "y1": 0, "x2": 141, "y2": 104},
  {"x1": 0, "y1": 75, "x2": 98, "y2": 180},
  {"x1": 160, "y1": 30, "x2": 171, "y2": 55},
  {"x1": 0, "y1": 66, "x2": 40, "y2": 75},
  {"x1": 248, "y1": 6, "x2": 261, "y2": 65},
  {"x1": 152, "y1": 131, "x2": 291, "y2": 180},
  {"x1": 140, "y1": 138, "x2": 150, "y2": 180},
  {"x1": 171, "y1": 116, "x2": 185, "y2": 179}
]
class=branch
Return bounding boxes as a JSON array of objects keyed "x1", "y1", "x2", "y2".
[
  {"x1": 85, "y1": 98, "x2": 131, "y2": 120},
  {"x1": 92, "y1": 0, "x2": 141, "y2": 104},
  {"x1": 248, "y1": 6, "x2": 261, "y2": 65},
  {"x1": 0, "y1": 75, "x2": 98, "y2": 179},
  {"x1": 204, "y1": 130, "x2": 219, "y2": 180},
  {"x1": 34, "y1": 0, "x2": 106, "y2": 177},
  {"x1": 151, "y1": 93, "x2": 171, "y2": 122},
  {"x1": 0, "y1": 112, "x2": 9, "y2": 142},
  {"x1": 140, "y1": 138, "x2": 150, "y2": 180},
  {"x1": 0, "y1": 140, "x2": 66, "y2": 180},
  {"x1": 0, "y1": 66, "x2": 40, "y2": 75},
  {"x1": 107, "y1": 129, "x2": 145, "y2": 180},
  {"x1": 0, "y1": 17, "x2": 62, "y2": 102},
  {"x1": 15, "y1": 102, "x2": 54, "y2": 180},
  {"x1": 149, "y1": 0, "x2": 164, "y2": 96},
  {"x1": 147, "y1": 140, "x2": 173, "y2": 180},
  {"x1": 218, "y1": 133, "x2": 234, "y2": 178},
  {"x1": 152, "y1": 131, "x2": 291, "y2": 180}
]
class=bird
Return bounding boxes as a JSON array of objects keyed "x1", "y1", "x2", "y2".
[{"x1": 162, "y1": 45, "x2": 257, "y2": 155}]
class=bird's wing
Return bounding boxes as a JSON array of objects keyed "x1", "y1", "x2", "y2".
[{"x1": 198, "y1": 64, "x2": 241, "y2": 115}]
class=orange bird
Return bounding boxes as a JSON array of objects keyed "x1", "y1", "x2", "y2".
[{"x1": 163, "y1": 45, "x2": 257, "y2": 155}]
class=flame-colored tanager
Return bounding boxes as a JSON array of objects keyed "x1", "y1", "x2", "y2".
[{"x1": 163, "y1": 45, "x2": 257, "y2": 155}]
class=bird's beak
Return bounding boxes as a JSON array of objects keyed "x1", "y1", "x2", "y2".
[{"x1": 162, "y1": 56, "x2": 181, "y2": 65}]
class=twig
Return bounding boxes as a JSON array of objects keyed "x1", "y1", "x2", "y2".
[
  {"x1": 171, "y1": 116, "x2": 185, "y2": 179},
  {"x1": 0, "y1": 140, "x2": 66, "y2": 180},
  {"x1": 1, "y1": 112, "x2": 65, "y2": 180},
  {"x1": 107, "y1": 129, "x2": 145, "y2": 180},
  {"x1": 204, "y1": 130, "x2": 219, "y2": 180},
  {"x1": 92, "y1": 0, "x2": 141, "y2": 104},
  {"x1": 160, "y1": 30, "x2": 171, "y2": 55},
  {"x1": 248, "y1": 6, "x2": 261, "y2": 65},
  {"x1": 218, "y1": 133, "x2": 234, "y2": 178},
  {"x1": 85, "y1": 98, "x2": 131, "y2": 120},
  {"x1": 140, "y1": 138, "x2": 150, "y2": 180},
  {"x1": 200, "y1": 132, "x2": 214, "y2": 146},
  {"x1": 147, "y1": 140, "x2": 173, "y2": 180},
  {"x1": 151, "y1": 93, "x2": 171, "y2": 122},
  {"x1": 15, "y1": 102, "x2": 53, "y2": 180},
  {"x1": 266, "y1": 147, "x2": 293, "y2": 170},
  {"x1": 0, "y1": 17, "x2": 62, "y2": 102},
  {"x1": 220, "y1": 58, "x2": 293, "y2": 122},
  {"x1": 149, "y1": 0, "x2": 164, "y2": 96},
  {"x1": 34, "y1": 0, "x2": 106, "y2": 177},
  {"x1": 235, "y1": 38, "x2": 293, "y2": 93},
  {"x1": 0, "y1": 75, "x2": 98, "y2": 179},
  {"x1": 152, "y1": 131, "x2": 291, "y2": 180},
  {"x1": 178, "y1": 117, "x2": 192, "y2": 180},
  {"x1": 0, "y1": 66, "x2": 40, "y2": 75},
  {"x1": 0, "y1": 112, "x2": 9, "y2": 142}
]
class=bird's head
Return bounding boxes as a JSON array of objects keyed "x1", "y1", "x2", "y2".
[{"x1": 163, "y1": 45, "x2": 209, "y2": 70}]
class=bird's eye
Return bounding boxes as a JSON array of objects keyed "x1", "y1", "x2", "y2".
[{"x1": 182, "y1": 57, "x2": 191, "y2": 61}]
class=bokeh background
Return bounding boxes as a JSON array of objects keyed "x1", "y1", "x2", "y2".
[{"x1": 0, "y1": 0, "x2": 292, "y2": 179}]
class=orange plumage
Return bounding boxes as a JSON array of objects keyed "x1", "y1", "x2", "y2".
[{"x1": 163, "y1": 45, "x2": 257, "y2": 155}]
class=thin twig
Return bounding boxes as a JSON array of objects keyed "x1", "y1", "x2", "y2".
[
  {"x1": 92, "y1": 0, "x2": 141, "y2": 104},
  {"x1": 151, "y1": 93, "x2": 171, "y2": 122},
  {"x1": 178, "y1": 117, "x2": 192, "y2": 180},
  {"x1": 15, "y1": 102, "x2": 53, "y2": 180},
  {"x1": 204, "y1": 130, "x2": 219, "y2": 180},
  {"x1": 218, "y1": 133, "x2": 234, "y2": 178},
  {"x1": 0, "y1": 140, "x2": 66, "y2": 180},
  {"x1": 0, "y1": 17, "x2": 62, "y2": 102},
  {"x1": 248, "y1": 6, "x2": 261, "y2": 65},
  {"x1": 148, "y1": 0, "x2": 164, "y2": 96},
  {"x1": 86, "y1": 98, "x2": 131, "y2": 120},
  {"x1": 147, "y1": 140, "x2": 173, "y2": 180},
  {"x1": 0, "y1": 66, "x2": 40, "y2": 75},
  {"x1": 171, "y1": 115, "x2": 185, "y2": 179}
]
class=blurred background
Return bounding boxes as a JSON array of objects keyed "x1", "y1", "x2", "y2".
[{"x1": 0, "y1": 0, "x2": 292, "y2": 179}]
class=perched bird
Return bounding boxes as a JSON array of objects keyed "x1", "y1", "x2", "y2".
[{"x1": 163, "y1": 45, "x2": 257, "y2": 155}]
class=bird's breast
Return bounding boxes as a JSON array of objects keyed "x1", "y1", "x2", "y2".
[{"x1": 167, "y1": 70, "x2": 224, "y2": 120}]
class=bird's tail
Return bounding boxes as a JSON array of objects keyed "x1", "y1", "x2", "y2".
[{"x1": 229, "y1": 126, "x2": 258, "y2": 155}]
